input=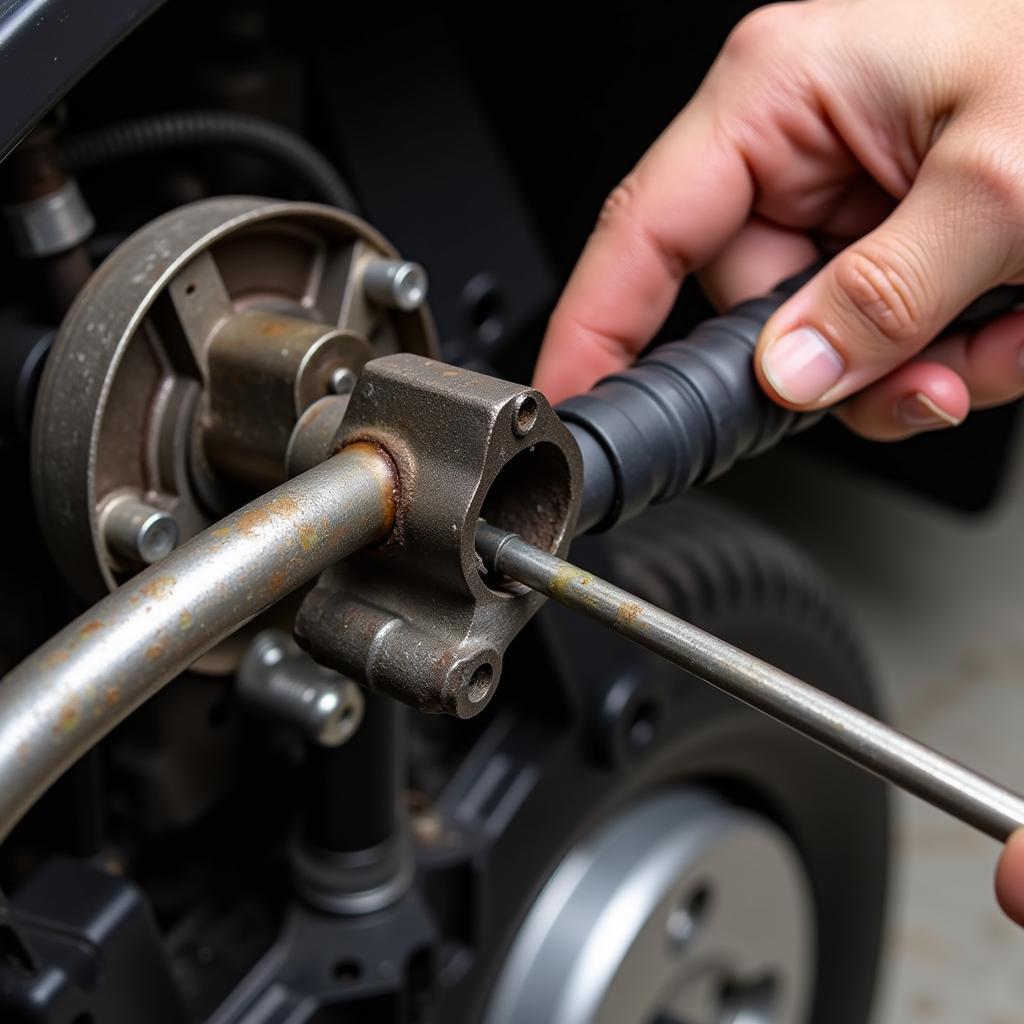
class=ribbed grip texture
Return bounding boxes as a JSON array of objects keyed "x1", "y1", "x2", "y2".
[{"x1": 560, "y1": 286, "x2": 820, "y2": 531}]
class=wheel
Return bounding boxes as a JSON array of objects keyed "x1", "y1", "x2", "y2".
[{"x1": 430, "y1": 494, "x2": 890, "y2": 1024}]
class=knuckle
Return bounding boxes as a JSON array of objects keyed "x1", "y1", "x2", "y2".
[
  {"x1": 598, "y1": 176, "x2": 642, "y2": 233},
  {"x1": 832, "y1": 246, "x2": 929, "y2": 349},
  {"x1": 723, "y1": 3, "x2": 805, "y2": 62},
  {"x1": 952, "y1": 138, "x2": 1024, "y2": 230}
]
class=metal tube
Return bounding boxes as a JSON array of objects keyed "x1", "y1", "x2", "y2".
[
  {"x1": 0, "y1": 444, "x2": 396, "y2": 843},
  {"x1": 477, "y1": 523, "x2": 1024, "y2": 843}
]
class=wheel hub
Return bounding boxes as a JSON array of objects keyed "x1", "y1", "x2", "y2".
[{"x1": 485, "y1": 789, "x2": 815, "y2": 1024}]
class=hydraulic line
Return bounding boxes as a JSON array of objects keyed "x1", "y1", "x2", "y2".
[
  {"x1": 476, "y1": 522, "x2": 1024, "y2": 843},
  {"x1": 0, "y1": 445, "x2": 396, "y2": 843},
  {"x1": 61, "y1": 110, "x2": 358, "y2": 210}
]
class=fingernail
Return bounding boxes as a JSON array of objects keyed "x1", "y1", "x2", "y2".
[
  {"x1": 897, "y1": 392, "x2": 962, "y2": 428},
  {"x1": 761, "y1": 327, "x2": 845, "y2": 404}
]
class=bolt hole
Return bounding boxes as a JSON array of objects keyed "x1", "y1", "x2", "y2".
[
  {"x1": 512, "y1": 394, "x2": 539, "y2": 437},
  {"x1": 465, "y1": 664, "x2": 493, "y2": 705},
  {"x1": 626, "y1": 699, "x2": 659, "y2": 751},
  {"x1": 332, "y1": 959, "x2": 363, "y2": 983},
  {"x1": 667, "y1": 883, "x2": 712, "y2": 952},
  {"x1": 184, "y1": 283, "x2": 196, "y2": 296}
]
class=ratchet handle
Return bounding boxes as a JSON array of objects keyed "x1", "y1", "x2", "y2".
[{"x1": 559, "y1": 275, "x2": 1024, "y2": 533}]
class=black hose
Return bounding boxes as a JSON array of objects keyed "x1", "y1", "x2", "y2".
[{"x1": 61, "y1": 110, "x2": 357, "y2": 211}]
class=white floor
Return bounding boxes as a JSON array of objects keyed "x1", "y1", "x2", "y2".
[{"x1": 714, "y1": 424, "x2": 1024, "y2": 1024}]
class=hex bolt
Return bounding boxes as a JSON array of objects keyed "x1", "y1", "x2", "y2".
[
  {"x1": 511, "y1": 393, "x2": 538, "y2": 437},
  {"x1": 362, "y1": 259, "x2": 428, "y2": 312},
  {"x1": 103, "y1": 496, "x2": 179, "y2": 565},
  {"x1": 329, "y1": 366, "x2": 358, "y2": 395},
  {"x1": 239, "y1": 630, "x2": 365, "y2": 747}
]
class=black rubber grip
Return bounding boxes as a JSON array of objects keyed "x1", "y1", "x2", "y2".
[{"x1": 561, "y1": 276, "x2": 1024, "y2": 534}]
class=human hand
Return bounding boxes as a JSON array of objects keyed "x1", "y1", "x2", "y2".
[
  {"x1": 534, "y1": 0, "x2": 1024, "y2": 439},
  {"x1": 996, "y1": 830, "x2": 1024, "y2": 926}
]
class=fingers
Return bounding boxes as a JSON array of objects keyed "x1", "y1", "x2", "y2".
[
  {"x1": 533, "y1": 99, "x2": 754, "y2": 404},
  {"x1": 996, "y1": 829, "x2": 1024, "y2": 927},
  {"x1": 836, "y1": 311, "x2": 1024, "y2": 439},
  {"x1": 754, "y1": 131, "x2": 1023, "y2": 411}
]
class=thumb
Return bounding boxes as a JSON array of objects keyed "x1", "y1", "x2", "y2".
[{"x1": 754, "y1": 139, "x2": 1021, "y2": 410}]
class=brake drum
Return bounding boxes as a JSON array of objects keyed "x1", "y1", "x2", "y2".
[{"x1": 32, "y1": 196, "x2": 436, "y2": 667}]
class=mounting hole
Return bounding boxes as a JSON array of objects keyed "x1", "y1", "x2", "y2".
[
  {"x1": 184, "y1": 282, "x2": 196, "y2": 296},
  {"x1": 332, "y1": 959, "x2": 363, "y2": 983},
  {"x1": 512, "y1": 394, "x2": 539, "y2": 437},
  {"x1": 465, "y1": 664, "x2": 493, "y2": 705},
  {"x1": 666, "y1": 883, "x2": 712, "y2": 952}
]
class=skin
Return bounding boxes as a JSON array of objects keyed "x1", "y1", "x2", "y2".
[{"x1": 533, "y1": 0, "x2": 1024, "y2": 921}]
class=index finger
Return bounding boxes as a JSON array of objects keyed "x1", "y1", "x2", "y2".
[{"x1": 533, "y1": 98, "x2": 754, "y2": 404}]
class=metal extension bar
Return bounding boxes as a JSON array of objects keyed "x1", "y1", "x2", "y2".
[
  {"x1": 0, "y1": 444, "x2": 396, "y2": 843},
  {"x1": 476, "y1": 523, "x2": 1024, "y2": 843}
]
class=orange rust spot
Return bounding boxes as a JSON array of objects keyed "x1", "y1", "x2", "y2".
[
  {"x1": 104, "y1": 687, "x2": 121, "y2": 706},
  {"x1": 298, "y1": 524, "x2": 319, "y2": 551},
  {"x1": 616, "y1": 602, "x2": 644, "y2": 626},
  {"x1": 141, "y1": 576, "x2": 176, "y2": 600},
  {"x1": 179, "y1": 610, "x2": 193, "y2": 631},
  {"x1": 267, "y1": 569, "x2": 289, "y2": 595},
  {"x1": 56, "y1": 704, "x2": 80, "y2": 735},
  {"x1": 43, "y1": 647, "x2": 70, "y2": 667},
  {"x1": 212, "y1": 526, "x2": 231, "y2": 538},
  {"x1": 237, "y1": 495, "x2": 300, "y2": 536},
  {"x1": 79, "y1": 619, "x2": 105, "y2": 637},
  {"x1": 17, "y1": 741, "x2": 29, "y2": 763},
  {"x1": 259, "y1": 318, "x2": 291, "y2": 336},
  {"x1": 146, "y1": 642, "x2": 165, "y2": 660}
]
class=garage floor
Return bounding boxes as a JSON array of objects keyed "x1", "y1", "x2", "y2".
[{"x1": 713, "y1": 424, "x2": 1024, "y2": 1024}]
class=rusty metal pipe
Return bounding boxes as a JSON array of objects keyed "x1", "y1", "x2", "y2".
[{"x1": 0, "y1": 444, "x2": 395, "y2": 842}]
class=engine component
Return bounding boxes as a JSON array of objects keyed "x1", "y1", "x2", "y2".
[
  {"x1": 32, "y1": 195, "x2": 435, "y2": 602},
  {"x1": 1, "y1": 117, "x2": 95, "y2": 317},
  {"x1": 237, "y1": 630, "x2": 365, "y2": 747},
  {"x1": 295, "y1": 354, "x2": 583, "y2": 718},
  {"x1": 485, "y1": 788, "x2": 813, "y2": 1024}
]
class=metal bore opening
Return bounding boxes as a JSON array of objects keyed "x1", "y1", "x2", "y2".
[{"x1": 479, "y1": 442, "x2": 571, "y2": 593}]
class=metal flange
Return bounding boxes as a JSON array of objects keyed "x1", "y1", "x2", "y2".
[{"x1": 295, "y1": 355, "x2": 583, "y2": 718}]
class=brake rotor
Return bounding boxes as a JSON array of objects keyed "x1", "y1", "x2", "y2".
[
  {"x1": 32, "y1": 195, "x2": 436, "y2": 668},
  {"x1": 485, "y1": 788, "x2": 814, "y2": 1024}
]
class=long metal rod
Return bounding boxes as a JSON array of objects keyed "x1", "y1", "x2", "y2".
[
  {"x1": 0, "y1": 444, "x2": 396, "y2": 842},
  {"x1": 477, "y1": 523, "x2": 1024, "y2": 842}
]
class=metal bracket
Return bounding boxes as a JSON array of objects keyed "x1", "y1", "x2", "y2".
[{"x1": 295, "y1": 354, "x2": 582, "y2": 717}]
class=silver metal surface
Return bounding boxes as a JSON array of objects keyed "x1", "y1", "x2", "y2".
[
  {"x1": 238, "y1": 630, "x2": 364, "y2": 746},
  {"x1": 329, "y1": 366, "x2": 358, "y2": 395},
  {"x1": 3, "y1": 179, "x2": 95, "y2": 257},
  {"x1": 362, "y1": 259, "x2": 428, "y2": 312},
  {"x1": 485, "y1": 789, "x2": 814, "y2": 1024},
  {"x1": 0, "y1": 445, "x2": 396, "y2": 843},
  {"x1": 101, "y1": 494, "x2": 179, "y2": 565},
  {"x1": 477, "y1": 524, "x2": 1024, "y2": 842}
]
